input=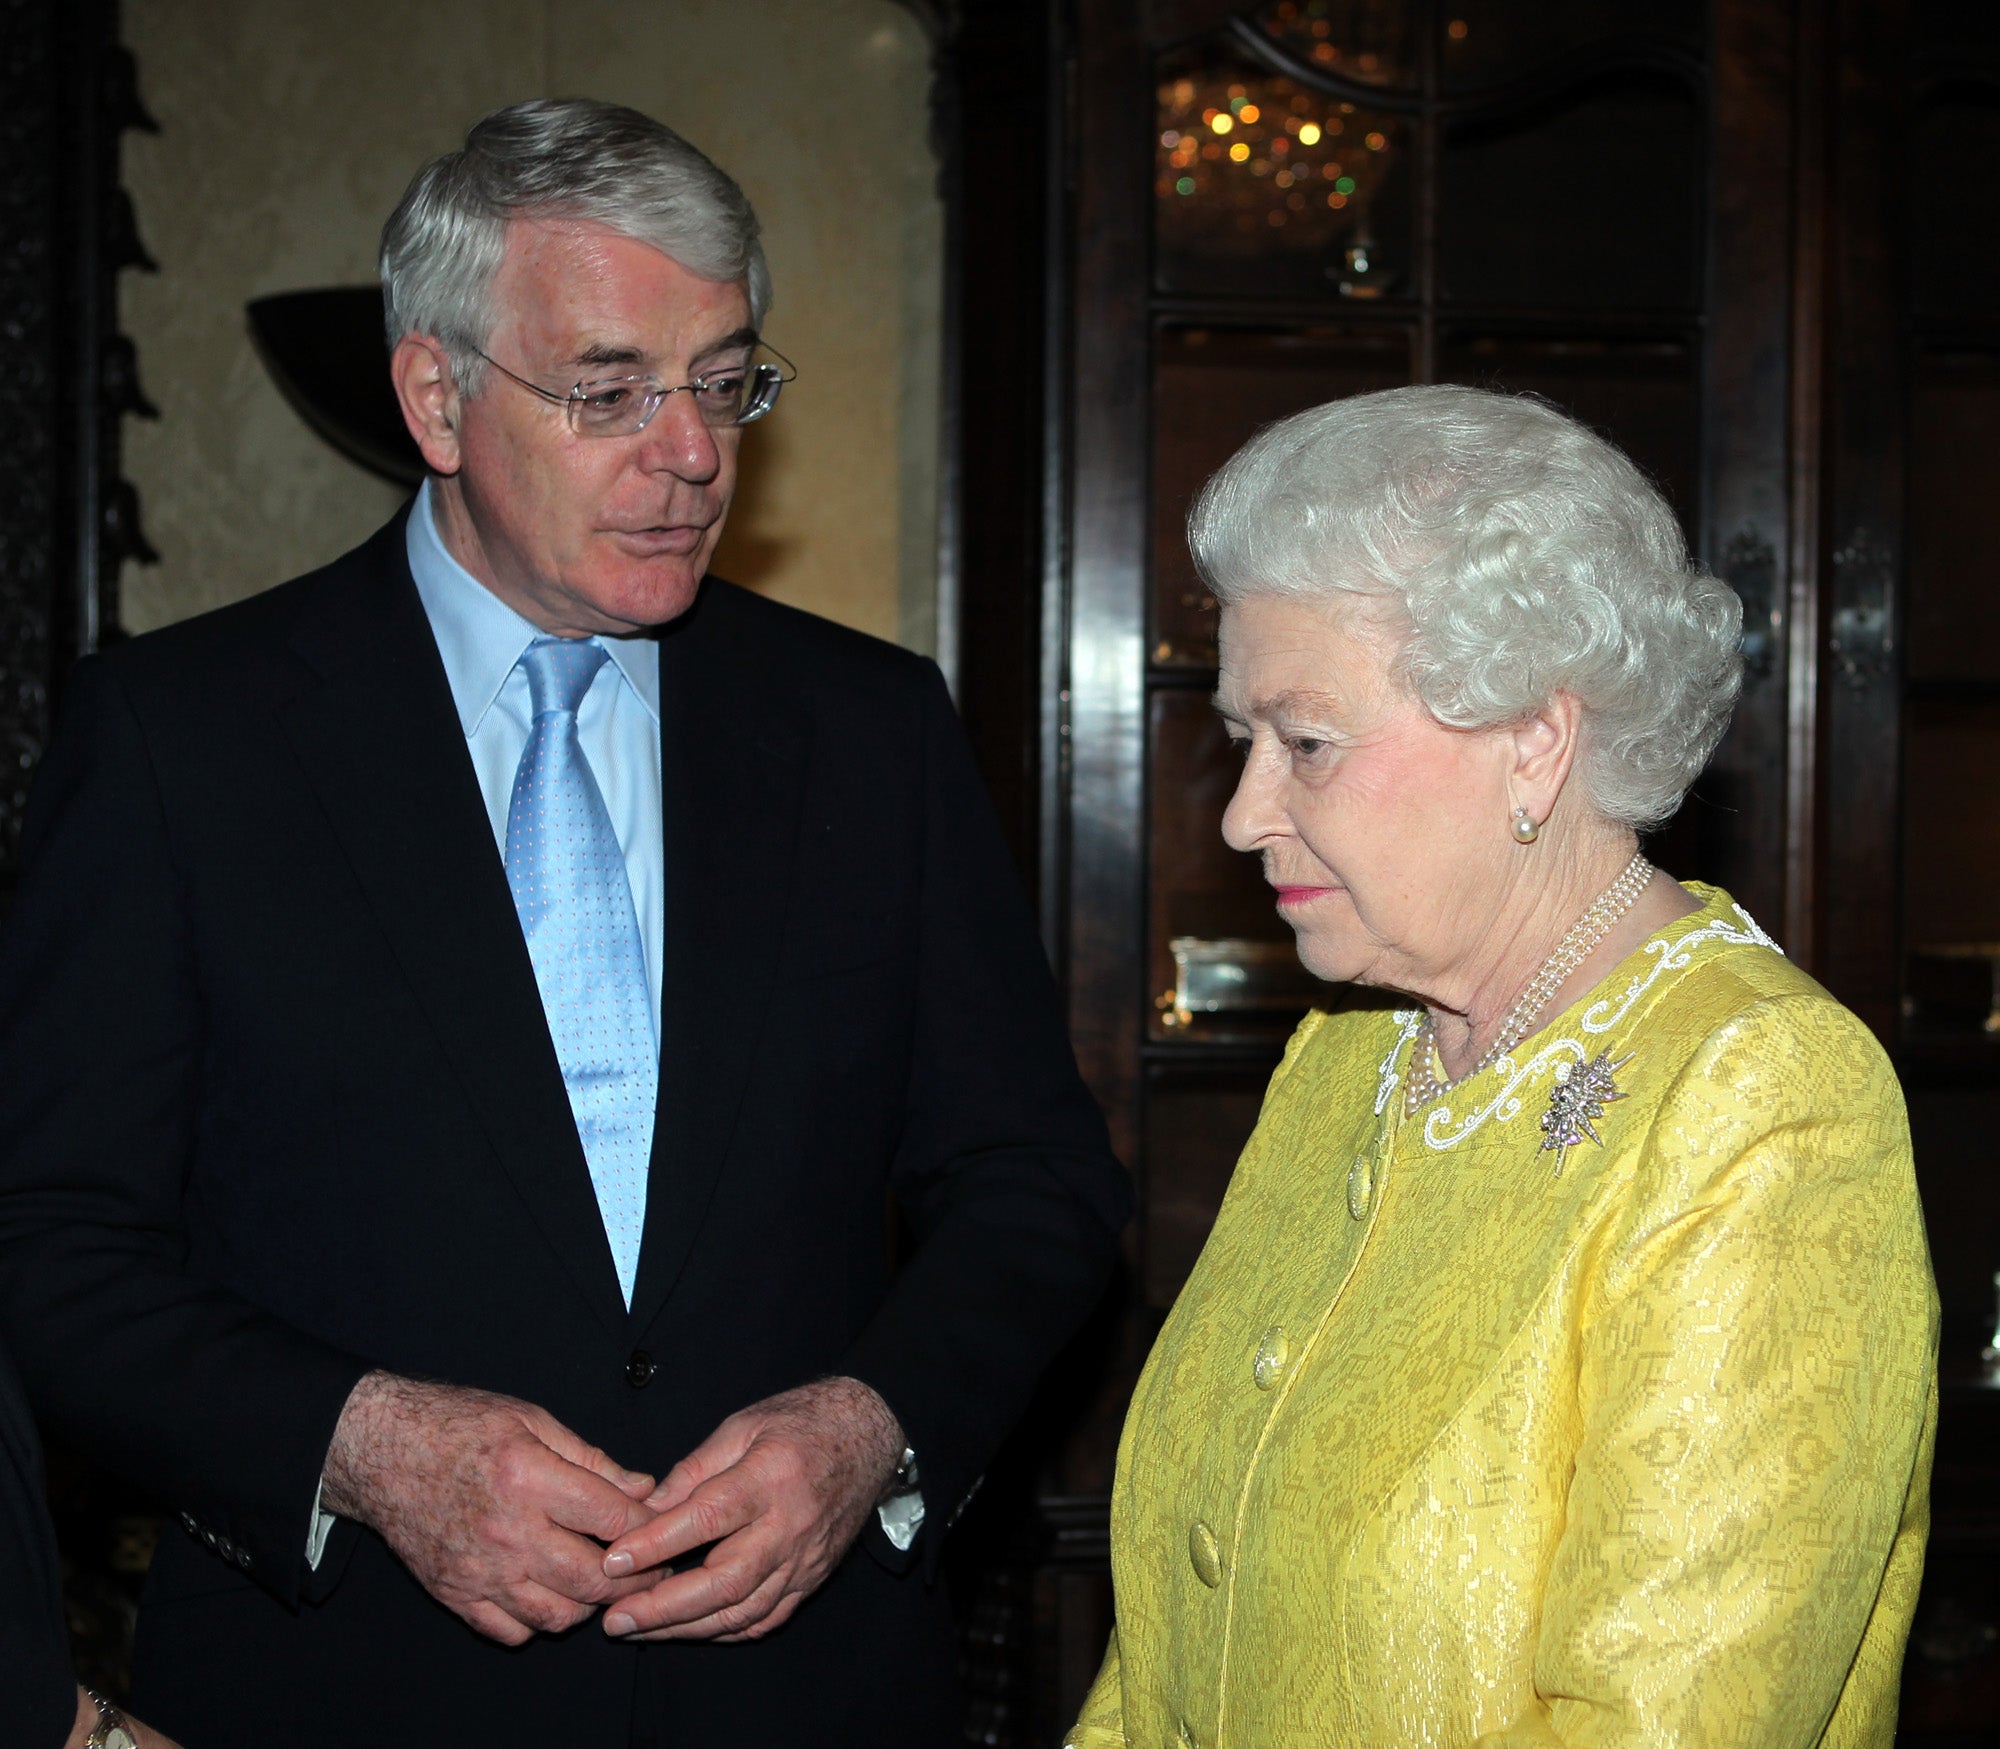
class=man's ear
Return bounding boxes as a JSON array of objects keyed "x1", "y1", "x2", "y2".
[
  {"x1": 1505, "y1": 691, "x2": 1586, "y2": 830},
  {"x1": 390, "y1": 334, "x2": 463, "y2": 475}
]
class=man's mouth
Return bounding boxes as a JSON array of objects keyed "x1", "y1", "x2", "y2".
[{"x1": 608, "y1": 524, "x2": 708, "y2": 556}]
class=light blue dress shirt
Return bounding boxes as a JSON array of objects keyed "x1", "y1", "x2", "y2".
[{"x1": 406, "y1": 480, "x2": 664, "y2": 1042}]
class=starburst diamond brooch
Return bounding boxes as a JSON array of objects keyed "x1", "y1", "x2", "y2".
[{"x1": 1539, "y1": 1049, "x2": 1632, "y2": 1176}]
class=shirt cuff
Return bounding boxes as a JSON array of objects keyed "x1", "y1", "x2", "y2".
[
  {"x1": 875, "y1": 1447, "x2": 925, "y2": 1552},
  {"x1": 306, "y1": 1476, "x2": 337, "y2": 1570}
]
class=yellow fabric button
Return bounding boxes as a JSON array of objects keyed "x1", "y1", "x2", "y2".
[
  {"x1": 1348, "y1": 1151, "x2": 1374, "y2": 1220},
  {"x1": 1253, "y1": 1325, "x2": 1290, "y2": 1390},
  {"x1": 1189, "y1": 1519, "x2": 1223, "y2": 1588}
]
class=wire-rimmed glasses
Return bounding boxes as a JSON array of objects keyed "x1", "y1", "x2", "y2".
[{"x1": 472, "y1": 341, "x2": 797, "y2": 436}]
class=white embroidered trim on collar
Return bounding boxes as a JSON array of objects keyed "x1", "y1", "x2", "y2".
[
  {"x1": 1373, "y1": 1010, "x2": 1425, "y2": 1117},
  {"x1": 1383, "y1": 902, "x2": 1781, "y2": 1154}
]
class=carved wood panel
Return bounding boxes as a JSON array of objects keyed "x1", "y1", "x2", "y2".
[{"x1": 0, "y1": 0, "x2": 154, "y2": 891}]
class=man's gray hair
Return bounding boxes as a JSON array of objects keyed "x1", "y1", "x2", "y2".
[
  {"x1": 1190, "y1": 384, "x2": 1743, "y2": 831},
  {"x1": 380, "y1": 97, "x2": 771, "y2": 394}
]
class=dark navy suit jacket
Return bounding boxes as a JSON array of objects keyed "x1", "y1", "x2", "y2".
[{"x1": 0, "y1": 509, "x2": 1129, "y2": 1748}]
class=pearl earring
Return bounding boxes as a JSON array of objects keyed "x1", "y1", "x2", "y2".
[{"x1": 1511, "y1": 807, "x2": 1540, "y2": 844}]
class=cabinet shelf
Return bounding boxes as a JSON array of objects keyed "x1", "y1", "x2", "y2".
[
  {"x1": 1151, "y1": 290, "x2": 1703, "y2": 337},
  {"x1": 1906, "y1": 677, "x2": 2000, "y2": 706}
]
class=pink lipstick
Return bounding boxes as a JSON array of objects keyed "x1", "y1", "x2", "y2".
[{"x1": 1274, "y1": 886, "x2": 1333, "y2": 907}]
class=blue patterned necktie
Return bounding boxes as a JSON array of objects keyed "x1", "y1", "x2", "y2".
[{"x1": 504, "y1": 636, "x2": 656, "y2": 1306}]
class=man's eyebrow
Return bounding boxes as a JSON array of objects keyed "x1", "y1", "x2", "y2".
[
  {"x1": 568, "y1": 340, "x2": 646, "y2": 371},
  {"x1": 565, "y1": 328, "x2": 760, "y2": 374},
  {"x1": 690, "y1": 326, "x2": 761, "y2": 364}
]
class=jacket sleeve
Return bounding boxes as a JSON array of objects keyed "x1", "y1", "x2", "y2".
[
  {"x1": 837, "y1": 663, "x2": 1131, "y2": 1564},
  {"x1": 0, "y1": 658, "x2": 372, "y2": 1607},
  {"x1": 0, "y1": 1345, "x2": 76, "y2": 1749},
  {"x1": 1477, "y1": 993, "x2": 1938, "y2": 1749}
]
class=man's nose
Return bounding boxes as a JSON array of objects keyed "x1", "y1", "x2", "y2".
[{"x1": 635, "y1": 390, "x2": 722, "y2": 483}]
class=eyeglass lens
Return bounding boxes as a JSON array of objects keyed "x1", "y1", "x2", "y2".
[{"x1": 569, "y1": 355, "x2": 788, "y2": 437}]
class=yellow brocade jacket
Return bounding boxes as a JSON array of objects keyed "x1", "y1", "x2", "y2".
[{"x1": 1072, "y1": 885, "x2": 1938, "y2": 1749}]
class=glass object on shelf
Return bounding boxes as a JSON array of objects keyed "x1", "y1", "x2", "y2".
[
  {"x1": 1152, "y1": 325, "x2": 1408, "y2": 668},
  {"x1": 1156, "y1": 51, "x2": 1408, "y2": 298},
  {"x1": 1149, "y1": 690, "x2": 1302, "y2": 1040},
  {"x1": 1158, "y1": 937, "x2": 1323, "y2": 1029},
  {"x1": 1250, "y1": 0, "x2": 1413, "y2": 88}
]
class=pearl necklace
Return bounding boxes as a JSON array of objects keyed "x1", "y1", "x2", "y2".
[{"x1": 1403, "y1": 850, "x2": 1654, "y2": 1116}]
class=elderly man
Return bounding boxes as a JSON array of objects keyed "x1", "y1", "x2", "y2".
[{"x1": 0, "y1": 100, "x2": 1127, "y2": 1748}]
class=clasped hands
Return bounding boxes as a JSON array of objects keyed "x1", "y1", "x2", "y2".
[{"x1": 321, "y1": 1370, "x2": 907, "y2": 1647}]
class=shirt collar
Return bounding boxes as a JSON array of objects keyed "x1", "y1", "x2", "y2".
[{"x1": 404, "y1": 479, "x2": 662, "y2": 734}]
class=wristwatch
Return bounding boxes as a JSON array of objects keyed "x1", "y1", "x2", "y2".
[{"x1": 83, "y1": 1688, "x2": 138, "y2": 1749}]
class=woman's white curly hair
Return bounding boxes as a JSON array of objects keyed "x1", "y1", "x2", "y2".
[{"x1": 1189, "y1": 383, "x2": 1742, "y2": 830}]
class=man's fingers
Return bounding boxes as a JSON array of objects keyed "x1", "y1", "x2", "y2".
[
  {"x1": 641, "y1": 1415, "x2": 754, "y2": 1515},
  {"x1": 604, "y1": 1523, "x2": 783, "y2": 1635},
  {"x1": 505, "y1": 1577, "x2": 599, "y2": 1636},
  {"x1": 622, "y1": 1564, "x2": 795, "y2": 1643},
  {"x1": 714, "y1": 1587, "x2": 807, "y2": 1644},
  {"x1": 523, "y1": 1520, "x2": 666, "y2": 1607},
  {"x1": 542, "y1": 1457, "x2": 659, "y2": 1545},
  {"x1": 522, "y1": 1406, "x2": 655, "y2": 1501},
  {"x1": 604, "y1": 1473, "x2": 759, "y2": 1577},
  {"x1": 557, "y1": 1431, "x2": 655, "y2": 1503},
  {"x1": 642, "y1": 1453, "x2": 706, "y2": 1516},
  {"x1": 460, "y1": 1598, "x2": 537, "y2": 1647}
]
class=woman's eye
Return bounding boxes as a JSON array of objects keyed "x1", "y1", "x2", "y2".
[{"x1": 1287, "y1": 737, "x2": 1327, "y2": 759}]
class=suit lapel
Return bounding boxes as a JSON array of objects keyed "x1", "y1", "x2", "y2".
[
  {"x1": 275, "y1": 521, "x2": 629, "y2": 1338},
  {"x1": 628, "y1": 592, "x2": 809, "y2": 1336}
]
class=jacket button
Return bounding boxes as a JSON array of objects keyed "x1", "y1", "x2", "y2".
[
  {"x1": 1253, "y1": 1325, "x2": 1290, "y2": 1390},
  {"x1": 1188, "y1": 1519, "x2": 1223, "y2": 1588},
  {"x1": 1348, "y1": 1152, "x2": 1375, "y2": 1220},
  {"x1": 625, "y1": 1350, "x2": 656, "y2": 1389}
]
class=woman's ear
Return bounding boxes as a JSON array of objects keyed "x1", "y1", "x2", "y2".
[
  {"x1": 390, "y1": 334, "x2": 463, "y2": 476},
  {"x1": 1504, "y1": 691, "x2": 1585, "y2": 832}
]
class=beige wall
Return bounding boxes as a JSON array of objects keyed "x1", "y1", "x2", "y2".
[{"x1": 120, "y1": 0, "x2": 941, "y2": 651}]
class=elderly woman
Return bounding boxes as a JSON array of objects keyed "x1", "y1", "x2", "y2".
[{"x1": 1071, "y1": 386, "x2": 1936, "y2": 1749}]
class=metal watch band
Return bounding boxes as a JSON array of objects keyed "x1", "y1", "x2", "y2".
[{"x1": 84, "y1": 1687, "x2": 134, "y2": 1749}]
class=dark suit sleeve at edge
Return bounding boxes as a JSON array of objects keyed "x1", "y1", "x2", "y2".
[
  {"x1": 837, "y1": 663, "x2": 1131, "y2": 1573},
  {"x1": 0, "y1": 657, "x2": 372, "y2": 1609},
  {"x1": 0, "y1": 1345, "x2": 77, "y2": 1749}
]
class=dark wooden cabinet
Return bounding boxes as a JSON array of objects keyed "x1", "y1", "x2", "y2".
[{"x1": 943, "y1": 0, "x2": 2000, "y2": 1739}]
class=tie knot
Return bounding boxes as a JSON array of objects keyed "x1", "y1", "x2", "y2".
[{"x1": 519, "y1": 636, "x2": 610, "y2": 718}]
